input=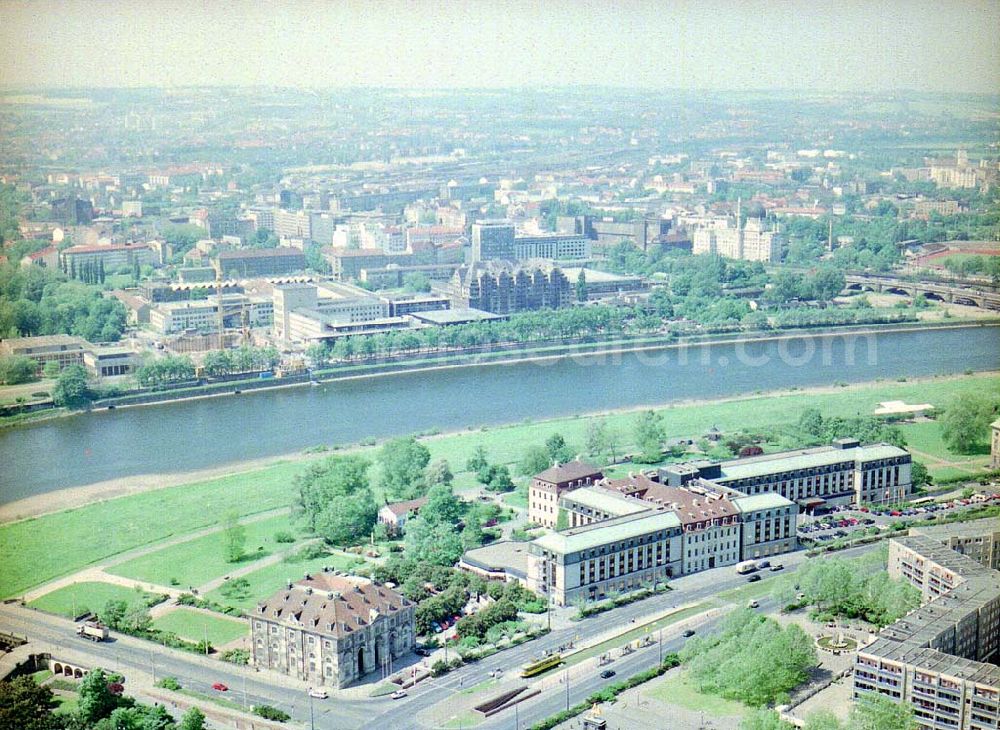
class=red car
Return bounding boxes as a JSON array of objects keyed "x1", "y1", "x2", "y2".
[{"x1": 212, "y1": 683, "x2": 229, "y2": 692}]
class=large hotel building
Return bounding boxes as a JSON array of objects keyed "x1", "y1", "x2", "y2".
[
  {"x1": 524, "y1": 439, "x2": 910, "y2": 607},
  {"x1": 526, "y1": 475, "x2": 797, "y2": 606},
  {"x1": 853, "y1": 519, "x2": 1000, "y2": 730}
]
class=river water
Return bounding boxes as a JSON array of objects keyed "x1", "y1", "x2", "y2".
[{"x1": 1, "y1": 325, "x2": 998, "y2": 501}]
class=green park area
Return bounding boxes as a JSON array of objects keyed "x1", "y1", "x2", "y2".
[
  {"x1": 27, "y1": 581, "x2": 163, "y2": 619},
  {"x1": 1, "y1": 372, "x2": 996, "y2": 601},
  {"x1": 107, "y1": 514, "x2": 296, "y2": 588},
  {"x1": 151, "y1": 607, "x2": 248, "y2": 646},
  {"x1": 203, "y1": 550, "x2": 368, "y2": 612},
  {"x1": 645, "y1": 670, "x2": 748, "y2": 718}
]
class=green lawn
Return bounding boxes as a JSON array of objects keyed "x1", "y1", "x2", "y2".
[
  {"x1": 152, "y1": 607, "x2": 248, "y2": 646},
  {"x1": 897, "y1": 421, "x2": 988, "y2": 463},
  {"x1": 0, "y1": 462, "x2": 303, "y2": 598},
  {"x1": 203, "y1": 551, "x2": 367, "y2": 612},
  {"x1": 28, "y1": 581, "x2": 164, "y2": 619},
  {"x1": 107, "y1": 514, "x2": 296, "y2": 589},
  {"x1": 2, "y1": 373, "x2": 996, "y2": 600},
  {"x1": 645, "y1": 669, "x2": 747, "y2": 717}
]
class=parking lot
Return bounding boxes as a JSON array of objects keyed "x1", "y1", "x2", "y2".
[{"x1": 796, "y1": 489, "x2": 1000, "y2": 544}]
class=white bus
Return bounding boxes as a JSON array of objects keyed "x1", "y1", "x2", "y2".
[{"x1": 736, "y1": 560, "x2": 758, "y2": 575}]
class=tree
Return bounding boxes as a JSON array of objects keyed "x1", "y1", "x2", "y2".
[
  {"x1": 482, "y1": 464, "x2": 515, "y2": 492},
  {"x1": 78, "y1": 668, "x2": 120, "y2": 725},
  {"x1": 0, "y1": 355, "x2": 37, "y2": 385},
  {"x1": 545, "y1": 433, "x2": 574, "y2": 463},
  {"x1": 423, "y1": 483, "x2": 464, "y2": 525},
  {"x1": 0, "y1": 675, "x2": 63, "y2": 730},
  {"x1": 798, "y1": 408, "x2": 825, "y2": 438},
  {"x1": 179, "y1": 706, "x2": 206, "y2": 730},
  {"x1": 633, "y1": 410, "x2": 666, "y2": 463},
  {"x1": 427, "y1": 459, "x2": 454, "y2": 487},
  {"x1": 810, "y1": 266, "x2": 846, "y2": 302},
  {"x1": 294, "y1": 455, "x2": 371, "y2": 532},
  {"x1": 911, "y1": 461, "x2": 930, "y2": 488},
  {"x1": 466, "y1": 445, "x2": 489, "y2": 474},
  {"x1": 585, "y1": 419, "x2": 610, "y2": 460},
  {"x1": 223, "y1": 513, "x2": 247, "y2": 563},
  {"x1": 314, "y1": 489, "x2": 378, "y2": 546},
  {"x1": 52, "y1": 363, "x2": 92, "y2": 408},
  {"x1": 941, "y1": 392, "x2": 997, "y2": 454},
  {"x1": 849, "y1": 693, "x2": 915, "y2": 730},
  {"x1": 378, "y1": 437, "x2": 431, "y2": 500},
  {"x1": 519, "y1": 444, "x2": 552, "y2": 476},
  {"x1": 576, "y1": 269, "x2": 587, "y2": 301},
  {"x1": 403, "y1": 516, "x2": 464, "y2": 566},
  {"x1": 41, "y1": 359, "x2": 61, "y2": 379}
]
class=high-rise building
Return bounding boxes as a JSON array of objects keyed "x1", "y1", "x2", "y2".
[
  {"x1": 692, "y1": 200, "x2": 783, "y2": 262},
  {"x1": 471, "y1": 220, "x2": 515, "y2": 262}
]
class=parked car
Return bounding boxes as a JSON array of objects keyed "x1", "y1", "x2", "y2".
[
  {"x1": 747, "y1": 574, "x2": 762, "y2": 583},
  {"x1": 414, "y1": 647, "x2": 432, "y2": 657},
  {"x1": 682, "y1": 629, "x2": 696, "y2": 637},
  {"x1": 769, "y1": 564, "x2": 784, "y2": 572},
  {"x1": 600, "y1": 670, "x2": 617, "y2": 679},
  {"x1": 308, "y1": 688, "x2": 328, "y2": 699},
  {"x1": 747, "y1": 600, "x2": 759, "y2": 609},
  {"x1": 212, "y1": 683, "x2": 229, "y2": 692},
  {"x1": 391, "y1": 690, "x2": 408, "y2": 700},
  {"x1": 758, "y1": 560, "x2": 770, "y2": 569}
]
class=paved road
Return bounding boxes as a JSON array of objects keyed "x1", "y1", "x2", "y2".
[{"x1": 1, "y1": 542, "x2": 877, "y2": 729}]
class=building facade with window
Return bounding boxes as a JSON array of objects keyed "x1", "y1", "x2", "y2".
[
  {"x1": 251, "y1": 573, "x2": 415, "y2": 688},
  {"x1": 527, "y1": 476, "x2": 797, "y2": 606},
  {"x1": 528, "y1": 460, "x2": 604, "y2": 528},
  {"x1": 852, "y1": 532, "x2": 1000, "y2": 730},
  {"x1": 659, "y1": 439, "x2": 912, "y2": 508}
]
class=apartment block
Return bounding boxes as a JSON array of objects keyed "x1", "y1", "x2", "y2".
[{"x1": 853, "y1": 532, "x2": 1000, "y2": 730}]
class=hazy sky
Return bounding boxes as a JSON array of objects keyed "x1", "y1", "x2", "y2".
[{"x1": 0, "y1": 0, "x2": 997, "y2": 93}]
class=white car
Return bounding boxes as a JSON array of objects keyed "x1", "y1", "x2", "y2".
[
  {"x1": 308, "y1": 688, "x2": 328, "y2": 699},
  {"x1": 747, "y1": 600, "x2": 759, "y2": 609},
  {"x1": 390, "y1": 690, "x2": 408, "y2": 700}
]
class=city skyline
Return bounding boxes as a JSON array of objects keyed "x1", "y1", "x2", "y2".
[{"x1": 0, "y1": 0, "x2": 998, "y2": 94}]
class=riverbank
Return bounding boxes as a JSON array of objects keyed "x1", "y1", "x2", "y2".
[
  {"x1": 1, "y1": 371, "x2": 996, "y2": 599},
  {"x1": 2, "y1": 369, "x2": 996, "y2": 525},
  {"x1": 2, "y1": 318, "x2": 995, "y2": 431}
]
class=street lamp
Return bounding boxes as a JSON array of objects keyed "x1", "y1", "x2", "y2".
[{"x1": 308, "y1": 689, "x2": 315, "y2": 730}]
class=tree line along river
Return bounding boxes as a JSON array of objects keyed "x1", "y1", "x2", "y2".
[{"x1": 1, "y1": 325, "x2": 998, "y2": 502}]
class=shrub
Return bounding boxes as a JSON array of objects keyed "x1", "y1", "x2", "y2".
[
  {"x1": 155, "y1": 676, "x2": 181, "y2": 690},
  {"x1": 252, "y1": 705, "x2": 290, "y2": 722},
  {"x1": 221, "y1": 649, "x2": 250, "y2": 665},
  {"x1": 274, "y1": 530, "x2": 296, "y2": 543},
  {"x1": 430, "y1": 659, "x2": 450, "y2": 677}
]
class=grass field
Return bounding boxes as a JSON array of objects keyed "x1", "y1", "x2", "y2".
[
  {"x1": 645, "y1": 669, "x2": 748, "y2": 717},
  {"x1": 151, "y1": 607, "x2": 248, "y2": 646},
  {"x1": 2, "y1": 373, "x2": 996, "y2": 599},
  {"x1": 27, "y1": 581, "x2": 163, "y2": 619},
  {"x1": 203, "y1": 551, "x2": 367, "y2": 611},
  {"x1": 107, "y1": 514, "x2": 297, "y2": 589},
  {"x1": 897, "y1": 421, "x2": 989, "y2": 463},
  {"x1": 0, "y1": 462, "x2": 302, "y2": 599}
]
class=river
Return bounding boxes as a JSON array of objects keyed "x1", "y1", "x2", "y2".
[{"x1": 1, "y1": 325, "x2": 998, "y2": 501}]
